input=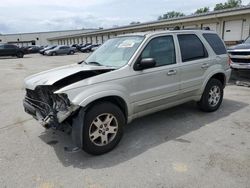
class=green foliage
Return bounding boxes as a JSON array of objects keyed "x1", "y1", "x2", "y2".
[
  {"x1": 214, "y1": 0, "x2": 242, "y2": 11},
  {"x1": 130, "y1": 21, "x2": 141, "y2": 25},
  {"x1": 158, "y1": 11, "x2": 185, "y2": 20},
  {"x1": 195, "y1": 7, "x2": 210, "y2": 14}
]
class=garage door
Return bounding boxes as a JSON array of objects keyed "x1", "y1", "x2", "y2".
[
  {"x1": 92, "y1": 36, "x2": 97, "y2": 44},
  {"x1": 97, "y1": 36, "x2": 102, "y2": 44},
  {"x1": 223, "y1": 20, "x2": 243, "y2": 41},
  {"x1": 203, "y1": 23, "x2": 217, "y2": 32},
  {"x1": 103, "y1": 35, "x2": 109, "y2": 42},
  {"x1": 87, "y1": 37, "x2": 92, "y2": 43}
]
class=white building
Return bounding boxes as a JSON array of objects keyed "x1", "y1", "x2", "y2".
[
  {"x1": 48, "y1": 6, "x2": 250, "y2": 46},
  {"x1": 0, "y1": 29, "x2": 97, "y2": 46},
  {"x1": 1, "y1": 6, "x2": 249, "y2": 47}
]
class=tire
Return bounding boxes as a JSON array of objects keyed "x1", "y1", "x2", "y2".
[
  {"x1": 52, "y1": 52, "x2": 56, "y2": 56},
  {"x1": 198, "y1": 78, "x2": 223, "y2": 112},
  {"x1": 16, "y1": 52, "x2": 24, "y2": 58},
  {"x1": 82, "y1": 102, "x2": 125, "y2": 155},
  {"x1": 68, "y1": 51, "x2": 74, "y2": 55}
]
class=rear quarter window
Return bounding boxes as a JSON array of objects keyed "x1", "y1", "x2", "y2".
[{"x1": 202, "y1": 33, "x2": 227, "y2": 55}]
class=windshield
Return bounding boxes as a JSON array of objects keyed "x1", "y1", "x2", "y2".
[
  {"x1": 85, "y1": 36, "x2": 144, "y2": 68},
  {"x1": 245, "y1": 37, "x2": 250, "y2": 43}
]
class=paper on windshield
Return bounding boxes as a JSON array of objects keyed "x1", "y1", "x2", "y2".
[{"x1": 118, "y1": 40, "x2": 135, "y2": 48}]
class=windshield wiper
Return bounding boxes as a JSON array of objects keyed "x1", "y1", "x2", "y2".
[
  {"x1": 77, "y1": 60, "x2": 87, "y2": 64},
  {"x1": 87, "y1": 61, "x2": 103, "y2": 66}
]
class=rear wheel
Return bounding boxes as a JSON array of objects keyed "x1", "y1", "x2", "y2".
[
  {"x1": 68, "y1": 50, "x2": 74, "y2": 55},
  {"x1": 198, "y1": 78, "x2": 223, "y2": 112},
  {"x1": 82, "y1": 102, "x2": 125, "y2": 155},
  {"x1": 16, "y1": 52, "x2": 24, "y2": 58},
  {"x1": 52, "y1": 52, "x2": 56, "y2": 56}
]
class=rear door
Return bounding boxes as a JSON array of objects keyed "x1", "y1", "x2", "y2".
[
  {"x1": 58, "y1": 46, "x2": 65, "y2": 54},
  {"x1": 64, "y1": 46, "x2": 70, "y2": 54},
  {"x1": 177, "y1": 33, "x2": 210, "y2": 97}
]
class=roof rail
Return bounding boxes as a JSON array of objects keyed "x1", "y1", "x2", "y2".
[{"x1": 172, "y1": 27, "x2": 211, "y2": 31}]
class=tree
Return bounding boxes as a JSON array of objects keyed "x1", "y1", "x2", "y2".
[
  {"x1": 195, "y1": 7, "x2": 210, "y2": 14},
  {"x1": 158, "y1": 11, "x2": 185, "y2": 20},
  {"x1": 214, "y1": 0, "x2": 242, "y2": 11},
  {"x1": 130, "y1": 21, "x2": 141, "y2": 25}
]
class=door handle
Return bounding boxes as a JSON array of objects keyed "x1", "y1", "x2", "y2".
[
  {"x1": 167, "y1": 70, "x2": 177, "y2": 76},
  {"x1": 201, "y1": 63, "x2": 209, "y2": 69}
]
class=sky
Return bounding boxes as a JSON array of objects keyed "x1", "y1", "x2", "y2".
[{"x1": 0, "y1": 0, "x2": 249, "y2": 34}]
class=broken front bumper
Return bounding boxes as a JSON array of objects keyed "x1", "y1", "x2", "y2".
[
  {"x1": 23, "y1": 98, "x2": 59, "y2": 128},
  {"x1": 23, "y1": 88, "x2": 79, "y2": 129}
]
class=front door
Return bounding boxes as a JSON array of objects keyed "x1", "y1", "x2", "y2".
[{"x1": 131, "y1": 35, "x2": 180, "y2": 114}]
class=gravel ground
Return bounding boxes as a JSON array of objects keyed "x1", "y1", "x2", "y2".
[{"x1": 0, "y1": 54, "x2": 250, "y2": 188}]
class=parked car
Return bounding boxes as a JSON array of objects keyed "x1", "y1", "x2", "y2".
[
  {"x1": 79, "y1": 43, "x2": 98, "y2": 53},
  {"x1": 23, "y1": 30, "x2": 231, "y2": 155},
  {"x1": 44, "y1": 45, "x2": 75, "y2": 56},
  {"x1": 39, "y1": 45, "x2": 57, "y2": 55},
  {"x1": 79, "y1": 44, "x2": 92, "y2": 52},
  {"x1": 91, "y1": 44, "x2": 101, "y2": 51},
  {"x1": 227, "y1": 36, "x2": 250, "y2": 70},
  {"x1": 26, "y1": 45, "x2": 42, "y2": 53},
  {"x1": 0, "y1": 43, "x2": 25, "y2": 58}
]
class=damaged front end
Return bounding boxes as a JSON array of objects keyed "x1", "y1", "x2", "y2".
[{"x1": 23, "y1": 86, "x2": 79, "y2": 129}]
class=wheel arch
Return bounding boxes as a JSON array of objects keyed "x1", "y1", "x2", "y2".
[
  {"x1": 84, "y1": 96, "x2": 129, "y2": 123},
  {"x1": 71, "y1": 95, "x2": 129, "y2": 149},
  {"x1": 198, "y1": 71, "x2": 227, "y2": 100}
]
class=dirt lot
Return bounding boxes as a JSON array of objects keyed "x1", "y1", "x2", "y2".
[{"x1": 0, "y1": 54, "x2": 250, "y2": 188}]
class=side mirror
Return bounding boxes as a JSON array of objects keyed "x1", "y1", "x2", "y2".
[{"x1": 134, "y1": 58, "x2": 156, "y2": 71}]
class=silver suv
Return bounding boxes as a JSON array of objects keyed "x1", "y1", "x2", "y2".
[{"x1": 23, "y1": 30, "x2": 231, "y2": 155}]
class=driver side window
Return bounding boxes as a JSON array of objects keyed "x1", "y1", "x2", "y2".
[{"x1": 141, "y1": 36, "x2": 176, "y2": 67}]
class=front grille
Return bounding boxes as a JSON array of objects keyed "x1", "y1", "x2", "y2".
[
  {"x1": 229, "y1": 51, "x2": 250, "y2": 56},
  {"x1": 25, "y1": 88, "x2": 52, "y2": 117},
  {"x1": 231, "y1": 58, "x2": 250, "y2": 63}
]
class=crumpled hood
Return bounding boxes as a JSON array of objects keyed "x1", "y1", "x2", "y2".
[
  {"x1": 228, "y1": 43, "x2": 250, "y2": 51},
  {"x1": 24, "y1": 63, "x2": 113, "y2": 90}
]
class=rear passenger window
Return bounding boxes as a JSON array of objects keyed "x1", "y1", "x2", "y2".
[
  {"x1": 203, "y1": 33, "x2": 227, "y2": 55},
  {"x1": 141, "y1": 36, "x2": 176, "y2": 66},
  {"x1": 178, "y1": 34, "x2": 208, "y2": 62}
]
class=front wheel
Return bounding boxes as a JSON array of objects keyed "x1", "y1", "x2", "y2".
[
  {"x1": 198, "y1": 78, "x2": 223, "y2": 112},
  {"x1": 82, "y1": 102, "x2": 125, "y2": 155}
]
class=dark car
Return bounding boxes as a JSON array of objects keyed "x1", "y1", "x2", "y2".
[
  {"x1": 228, "y1": 36, "x2": 250, "y2": 70},
  {"x1": 39, "y1": 45, "x2": 57, "y2": 55},
  {"x1": 79, "y1": 43, "x2": 95, "y2": 53},
  {"x1": 0, "y1": 44, "x2": 24, "y2": 58},
  {"x1": 27, "y1": 46, "x2": 42, "y2": 53},
  {"x1": 80, "y1": 44, "x2": 101, "y2": 53}
]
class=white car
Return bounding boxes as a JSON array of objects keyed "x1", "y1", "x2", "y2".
[{"x1": 23, "y1": 30, "x2": 231, "y2": 155}]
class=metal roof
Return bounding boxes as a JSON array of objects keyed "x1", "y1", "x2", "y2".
[
  {"x1": 0, "y1": 28, "x2": 97, "y2": 36},
  {"x1": 48, "y1": 5, "x2": 250, "y2": 40}
]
